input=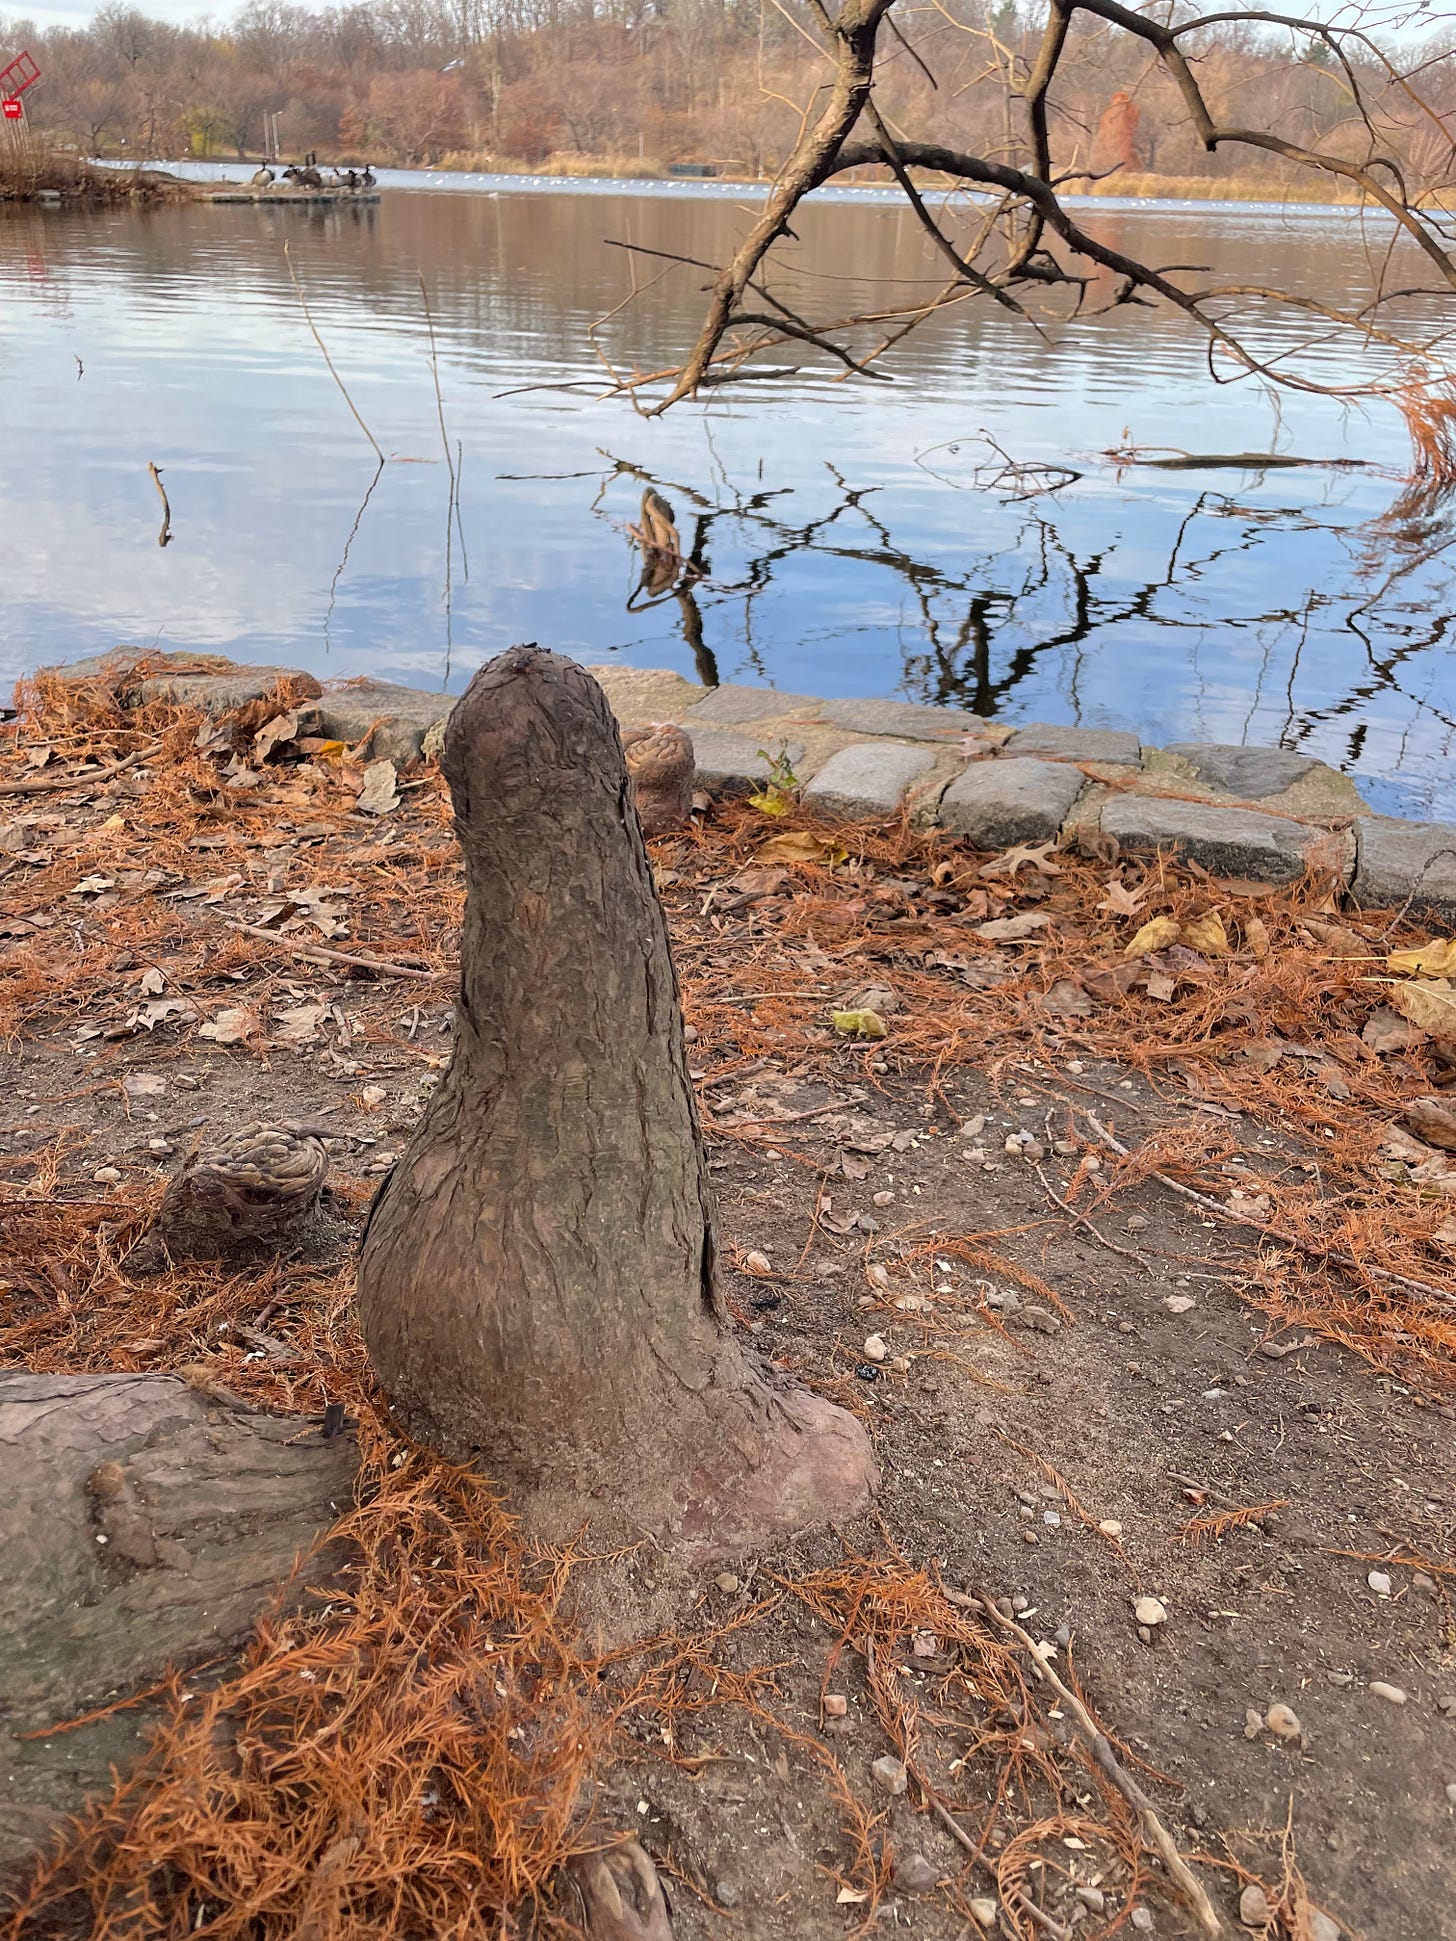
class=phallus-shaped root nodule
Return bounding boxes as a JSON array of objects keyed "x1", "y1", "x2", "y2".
[
  {"x1": 356, "y1": 646, "x2": 876, "y2": 1573},
  {"x1": 154, "y1": 1122, "x2": 330, "y2": 1258},
  {"x1": 622, "y1": 722, "x2": 695, "y2": 837}
]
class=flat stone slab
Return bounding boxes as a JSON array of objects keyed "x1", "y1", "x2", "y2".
[
  {"x1": 941, "y1": 757, "x2": 1084, "y2": 848},
  {"x1": 798, "y1": 696, "x2": 990, "y2": 744},
  {"x1": 683, "y1": 682, "x2": 821, "y2": 729},
  {"x1": 1102, "y1": 795, "x2": 1348, "y2": 885},
  {"x1": 690, "y1": 731, "x2": 805, "y2": 793},
  {"x1": 1005, "y1": 722, "x2": 1142, "y2": 765},
  {"x1": 53, "y1": 650, "x2": 321, "y2": 715},
  {"x1": 586, "y1": 665, "x2": 707, "y2": 727},
  {"x1": 802, "y1": 742, "x2": 936, "y2": 820},
  {"x1": 1352, "y1": 817, "x2": 1456, "y2": 920},
  {"x1": 305, "y1": 680, "x2": 451, "y2": 765},
  {"x1": 1163, "y1": 742, "x2": 1319, "y2": 799}
]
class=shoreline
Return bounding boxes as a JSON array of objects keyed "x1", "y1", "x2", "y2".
[{"x1": 52, "y1": 649, "x2": 1456, "y2": 921}]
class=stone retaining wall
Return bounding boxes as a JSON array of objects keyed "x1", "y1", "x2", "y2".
[{"x1": 49, "y1": 650, "x2": 1456, "y2": 922}]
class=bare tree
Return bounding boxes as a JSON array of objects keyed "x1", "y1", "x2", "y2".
[{"x1": 597, "y1": 0, "x2": 1456, "y2": 431}]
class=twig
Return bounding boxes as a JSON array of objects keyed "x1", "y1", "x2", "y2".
[
  {"x1": 283, "y1": 241, "x2": 384, "y2": 462},
  {"x1": 1084, "y1": 1114, "x2": 1456, "y2": 1312},
  {"x1": 0, "y1": 742, "x2": 162, "y2": 797},
  {"x1": 953, "y1": 1589, "x2": 1226, "y2": 1938},
  {"x1": 1033, "y1": 1163, "x2": 1150, "y2": 1268},
  {"x1": 221, "y1": 918, "x2": 440, "y2": 982},
  {"x1": 147, "y1": 462, "x2": 172, "y2": 547}
]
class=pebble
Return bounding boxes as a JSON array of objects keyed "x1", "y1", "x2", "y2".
[
  {"x1": 823, "y1": 1694, "x2": 848, "y2": 1718},
  {"x1": 1438, "y1": 1696, "x2": 1456, "y2": 1718},
  {"x1": 1074, "y1": 1885, "x2": 1105, "y2": 1913},
  {"x1": 1244, "y1": 1707, "x2": 1264, "y2": 1740},
  {"x1": 1265, "y1": 1702, "x2": 1302, "y2": 1741},
  {"x1": 1307, "y1": 1916, "x2": 1339, "y2": 1941},
  {"x1": 1021, "y1": 1140, "x2": 1045, "y2": 1161},
  {"x1": 92, "y1": 1165, "x2": 122, "y2": 1183},
  {"x1": 873, "y1": 1190, "x2": 895, "y2": 1207},
  {"x1": 893, "y1": 1853, "x2": 939, "y2": 1894},
  {"x1": 1369, "y1": 1681, "x2": 1407, "y2": 1705},
  {"x1": 1447, "y1": 1783, "x2": 1456, "y2": 1805},
  {"x1": 1130, "y1": 1909, "x2": 1154, "y2": 1933},
  {"x1": 870, "y1": 1755, "x2": 907, "y2": 1796},
  {"x1": 744, "y1": 1251, "x2": 772, "y2": 1276},
  {"x1": 1164, "y1": 1294, "x2": 1197, "y2": 1315},
  {"x1": 1011, "y1": 1594, "x2": 1030, "y2": 1613},
  {"x1": 969, "y1": 1900, "x2": 999, "y2": 1930},
  {"x1": 1126, "y1": 1214, "x2": 1149, "y2": 1231},
  {"x1": 1019, "y1": 1304, "x2": 1061, "y2": 1333},
  {"x1": 1004, "y1": 1135, "x2": 1024, "y2": 1155},
  {"x1": 715, "y1": 1573, "x2": 739, "y2": 1594},
  {"x1": 1367, "y1": 1569, "x2": 1392, "y2": 1596},
  {"x1": 147, "y1": 1137, "x2": 171, "y2": 1153},
  {"x1": 1134, "y1": 1596, "x2": 1168, "y2": 1627},
  {"x1": 1042, "y1": 1511, "x2": 1061, "y2": 1528},
  {"x1": 1239, "y1": 1883, "x2": 1272, "y2": 1927},
  {"x1": 1054, "y1": 1623, "x2": 1071, "y2": 1647},
  {"x1": 715, "y1": 1879, "x2": 739, "y2": 1907},
  {"x1": 1098, "y1": 1519, "x2": 1123, "y2": 1537},
  {"x1": 862, "y1": 1333, "x2": 888, "y2": 1362},
  {"x1": 1412, "y1": 1571, "x2": 1438, "y2": 1597},
  {"x1": 1053, "y1": 1139, "x2": 1078, "y2": 1156},
  {"x1": 1137, "y1": 1623, "x2": 1152, "y2": 1644}
]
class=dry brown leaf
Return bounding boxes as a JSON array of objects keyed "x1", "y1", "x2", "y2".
[
  {"x1": 1389, "y1": 979, "x2": 1456, "y2": 1042},
  {"x1": 1144, "y1": 970, "x2": 1178, "y2": 1001},
  {"x1": 1124, "y1": 915, "x2": 1181, "y2": 959},
  {"x1": 1096, "y1": 876, "x2": 1147, "y2": 917},
  {"x1": 1363, "y1": 1006, "x2": 1427, "y2": 1055},
  {"x1": 756, "y1": 830, "x2": 844, "y2": 865},
  {"x1": 978, "y1": 912, "x2": 1051, "y2": 942},
  {"x1": 1403, "y1": 1096, "x2": 1456, "y2": 1153},
  {"x1": 356, "y1": 760, "x2": 400, "y2": 816},
  {"x1": 1243, "y1": 914, "x2": 1271, "y2": 961},
  {"x1": 979, "y1": 839, "x2": 1062, "y2": 879}
]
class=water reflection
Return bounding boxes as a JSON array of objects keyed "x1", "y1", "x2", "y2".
[{"x1": 1, "y1": 185, "x2": 1453, "y2": 815}]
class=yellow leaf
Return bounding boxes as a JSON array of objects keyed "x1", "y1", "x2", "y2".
[
  {"x1": 1181, "y1": 912, "x2": 1228, "y2": 957},
  {"x1": 756, "y1": 830, "x2": 844, "y2": 866},
  {"x1": 831, "y1": 1008, "x2": 887, "y2": 1040},
  {"x1": 746, "y1": 787, "x2": 791, "y2": 818},
  {"x1": 1388, "y1": 938, "x2": 1456, "y2": 978},
  {"x1": 99, "y1": 813, "x2": 126, "y2": 832},
  {"x1": 1123, "y1": 915, "x2": 1181, "y2": 959},
  {"x1": 1389, "y1": 979, "x2": 1456, "y2": 1041}
]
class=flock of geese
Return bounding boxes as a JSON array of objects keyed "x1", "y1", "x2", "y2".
[{"x1": 250, "y1": 153, "x2": 378, "y2": 192}]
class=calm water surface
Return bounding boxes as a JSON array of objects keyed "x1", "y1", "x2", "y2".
[{"x1": 2, "y1": 177, "x2": 1453, "y2": 816}]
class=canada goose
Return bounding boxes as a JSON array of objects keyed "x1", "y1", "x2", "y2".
[
  {"x1": 251, "y1": 164, "x2": 275, "y2": 187},
  {"x1": 360, "y1": 165, "x2": 376, "y2": 188}
]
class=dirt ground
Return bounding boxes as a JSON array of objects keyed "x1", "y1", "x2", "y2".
[{"x1": 2, "y1": 669, "x2": 1454, "y2": 1940}]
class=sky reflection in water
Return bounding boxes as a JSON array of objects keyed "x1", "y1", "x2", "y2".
[{"x1": 1, "y1": 178, "x2": 1452, "y2": 816}]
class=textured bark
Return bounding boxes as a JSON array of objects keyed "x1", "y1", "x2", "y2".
[
  {"x1": 154, "y1": 1122, "x2": 330, "y2": 1259},
  {"x1": 0, "y1": 1373, "x2": 358, "y2": 1871},
  {"x1": 357, "y1": 647, "x2": 875, "y2": 1561}
]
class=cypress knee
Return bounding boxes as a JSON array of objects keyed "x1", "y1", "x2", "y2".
[{"x1": 357, "y1": 647, "x2": 875, "y2": 1561}]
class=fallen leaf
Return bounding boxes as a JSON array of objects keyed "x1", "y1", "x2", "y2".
[
  {"x1": 253, "y1": 709, "x2": 301, "y2": 762},
  {"x1": 1299, "y1": 916, "x2": 1365, "y2": 957},
  {"x1": 977, "y1": 912, "x2": 1050, "y2": 942},
  {"x1": 831, "y1": 1008, "x2": 888, "y2": 1040},
  {"x1": 1124, "y1": 915, "x2": 1181, "y2": 958},
  {"x1": 1144, "y1": 971, "x2": 1177, "y2": 1001},
  {"x1": 1388, "y1": 938, "x2": 1456, "y2": 978},
  {"x1": 1181, "y1": 912, "x2": 1229, "y2": 956},
  {"x1": 1243, "y1": 915, "x2": 1271, "y2": 961},
  {"x1": 72, "y1": 875, "x2": 115, "y2": 897},
  {"x1": 745, "y1": 787, "x2": 791, "y2": 818},
  {"x1": 1363, "y1": 1006, "x2": 1426, "y2": 1055},
  {"x1": 1389, "y1": 979, "x2": 1456, "y2": 1042},
  {"x1": 1241, "y1": 1039, "x2": 1285, "y2": 1072},
  {"x1": 137, "y1": 967, "x2": 166, "y2": 997},
  {"x1": 272, "y1": 1001, "x2": 330, "y2": 1044},
  {"x1": 198, "y1": 1007, "x2": 256, "y2": 1046},
  {"x1": 1041, "y1": 978, "x2": 1095, "y2": 1017},
  {"x1": 1404, "y1": 1097, "x2": 1456, "y2": 1152},
  {"x1": 1096, "y1": 876, "x2": 1148, "y2": 917},
  {"x1": 979, "y1": 839, "x2": 1062, "y2": 879},
  {"x1": 835, "y1": 1888, "x2": 869, "y2": 1906},
  {"x1": 133, "y1": 998, "x2": 196, "y2": 1030},
  {"x1": 756, "y1": 830, "x2": 845, "y2": 865},
  {"x1": 355, "y1": 759, "x2": 400, "y2": 816}
]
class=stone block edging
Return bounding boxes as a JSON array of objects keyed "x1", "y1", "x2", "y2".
[{"x1": 42, "y1": 650, "x2": 1456, "y2": 922}]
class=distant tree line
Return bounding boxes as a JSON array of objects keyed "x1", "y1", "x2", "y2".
[{"x1": 0, "y1": 0, "x2": 1450, "y2": 182}]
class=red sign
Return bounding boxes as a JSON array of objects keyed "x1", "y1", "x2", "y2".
[
  {"x1": 2, "y1": 99, "x2": 21, "y2": 120},
  {"x1": 0, "y1": 50, "x2": 39, "y2": 98}
]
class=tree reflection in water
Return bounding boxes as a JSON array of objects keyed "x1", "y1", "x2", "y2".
[{"x1": 602, "y1": 449, "x2": 1456, "y2": 786}]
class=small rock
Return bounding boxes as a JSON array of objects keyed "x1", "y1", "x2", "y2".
[
  {"x1": 1412, "y1": 1571, "x2": 1438, "y2": 1596},
  {"x1": 1021, "y1": 1140, "x2": 1046, "y2": 1161},
  {"x1": 715, "y1": 1879, "x2": 740, "y2": 1908},
  {"x1": 893, "y1": 1853, "x2": 939, "y2": 1894},
  {"x1": 744, "y1": 1251, "x2": 772, "y2": 1276},
  {"x1": 1244, "y1": 1708, "x2": 1264, "y2": 1740},
  {"x1": 1135, "y1": 1596, "x2": 1167, "y2": 1627},
  {"x1": 1239, "y1": 1883, "x2": 1272, "y2": 1927},
  {"x1": 1004, "y1": 1135, "x2": 1024, "y2": 1156},
  {"x1": 92, "y1": 1165, "x2": 122, "y2": 1183},
  {"x1": 147, "y1": 1137, "x2": 171, "y2": 1154},
  {"x1": 715, "y1": 1573, "x2": 739, "y2": 1594},
  {"x1": 1098, "y1": 1519, "x2": 1123, "y2": 1537},
  {"x1": 823, "y1": 1694, "x2": 848, "y2": 1718},
  {"x1": 1126, "y1": 1213, "x2": 1149, "y2": 1231},
  {"x1": 1326, "y1": 1670, "x2": 1354, "y2": 1688},
  {"x1": 969, "y1": 1900, "x2": 1000, "y2": 1930},
  {"x1": 1053, "y1": 1139, "x2": 1078, "y2": 1156},
  {"x1": 1074, "y1": 1885, "x2": 1105, "y2": 1913},
  {"x1": 1018, "y1": 1304, "x2": 1061, "y2": 1333},
  {"x1": 1265, "y1": 1702, "x2": 1302, "y2": 1741},
  {"x1": 1164, "y1": 1294, "x2": 1197, "y2": 1315},
  {"x1": 1369, "y1": 1681, "x2": 1407, "y2": 1705},
  {"x1": 910, "y1": 1629, "x2": 938, "y2": 1658},
  {"x1": 1438, "y1": 1696, "x2": 1456, "y2": 1718},
  {"x1": 1042, "y1": 1511, "x2": 1061, "y2": 1528},
  {"x1": 1137, "y1": 1623, "x2": 1152, "y2": 1644},
  {"x1": 863, "y1": 1333, "x2": 889, "y2": 1362},
  {"x1": 873, "y1": 1190, "x2": 895, "y2": 1207},
  {"x1": 1130, "y1": 1909, "x2": 1154, "y2": 1934},
  {"x1": 1307, "y1": 1915, "x2": 1339, "y2": 1941},
  {"x1": 871, "y1": 1755, "x2": 908, "y2": 1796},
  {"x1": 1446, "y1": 1782, "x2": 1456, "y2": 1804},
  {"x1": 1367, "y1": 1569, "x2": 1392, "y2": 1597}
]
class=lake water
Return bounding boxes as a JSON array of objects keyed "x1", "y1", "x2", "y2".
[{"x1": 2, "y1": 173, "x2": 1452, "y2": 818}]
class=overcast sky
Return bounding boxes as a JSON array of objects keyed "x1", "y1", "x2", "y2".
[{"x1": 6, "y1": 0, "x2": 1455, "y2": 37}]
